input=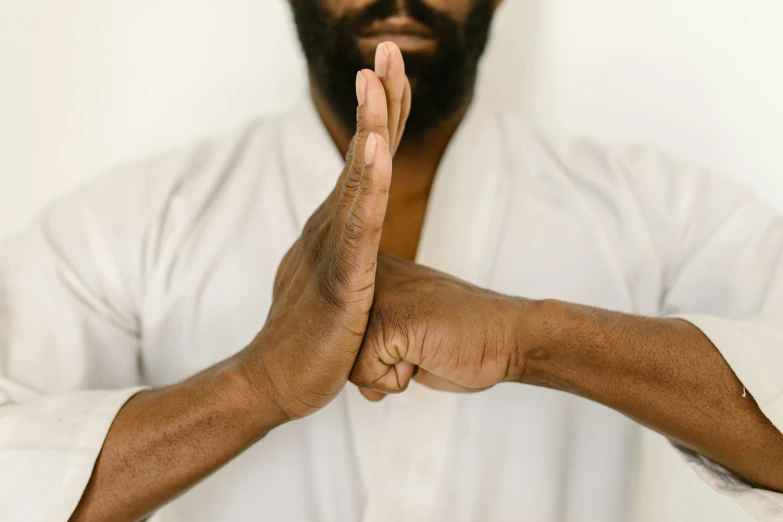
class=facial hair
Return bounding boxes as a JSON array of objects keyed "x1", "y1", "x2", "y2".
[{"x1": 290, "y1": 0, "x2": 495, "y2": 142}]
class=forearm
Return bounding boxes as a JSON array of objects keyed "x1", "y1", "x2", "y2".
[
  {"x1": 518, "y1": 299, "x2": 783, "y2": 492},
  {"x1": 69, "y1": 356, "x2": 283, "y2": 522}
]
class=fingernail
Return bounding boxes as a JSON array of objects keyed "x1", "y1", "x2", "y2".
[
  {"x1": 356, "y1": 71, "x2": 367, "y2": 105},
  {"x1": 375, "y1": 43, "x2": 390, "y2": 78},
  {"x1": 365, "y1": 133, "x2": 377, "y2": 166}
]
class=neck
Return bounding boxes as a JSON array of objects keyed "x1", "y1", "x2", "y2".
[{"x1": 310, "y1": 80, "x2": 472, "y2": 259}]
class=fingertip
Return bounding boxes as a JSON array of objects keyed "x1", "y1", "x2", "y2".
[
  {"x1": 382, "y1": 41, "x2": 404, "y2": 74},
  {"x1": 376, "y1": 42, "x2": 405, "y2": 99},
  {"x1": 356, "y1": 71, "x2": 367, "y2": 106},
  {"x1": 354, "y1": 69, "x2": 389, "y2": 142},
  {"x1": 359, "y1": 387, "x2": 387, "y2": 402},
  {"x1": 358, "y1": 68, "x2": 374, "y2": 83},
  {"x1": 375, "y1": 43, "x2": 390, "y2": 78},
  {"x1": 357, "y1": 68, "x2": 380, "y2": 98},
  {"x1": 394, "y1": 361, "x2": 416, "y2": 390},
  {"x1": 383, "y1": 40, "x2": 400, "y2": 55}
]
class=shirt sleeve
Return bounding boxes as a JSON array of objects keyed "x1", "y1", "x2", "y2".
[
  {"x1": 625, "y1": 147, "x2": 783, "y2": 520},
  {"x1": 0, "y1": 170, "x2": 151, "y2": 521}
]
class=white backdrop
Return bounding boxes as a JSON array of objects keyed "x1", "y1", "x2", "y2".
[{"x1": 2, "y1": 1, "x2": 782, "y2": 520}]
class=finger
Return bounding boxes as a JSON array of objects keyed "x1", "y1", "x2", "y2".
[
  {"x1": 352, "y1": 357, "x2": 414, "y2": 394},
  {"x1": 350, "y1": 326, "x2": 416, "y2": 394},
  {"x1": 395, "y1": 76, "x2": 412, "y2": 154},
  {"x1": 395, "y1": 361, "x2": 416, "y2": 387},
  {"x1": 324, "y1": 135, "x2": 357, "y2": 210},
  {"x1": 375, "y1": 42, "x2": 406, "y2": 156},
  {"x1": 334, "y1": 132, "x2": 393, "y2": 292},
  {"x1": 414, "y1": 368, "x2": 491, "y2": 393},
  {"x1": 333, "y1": 69, "x2": 390, "y2": 229},
  {"x1": 359, "y1": 387, "x2": 387, "y2": 402}
]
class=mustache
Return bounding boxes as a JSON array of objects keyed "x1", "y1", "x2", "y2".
[
  {"x1": 340, "y1": 0, "x2": 461, "y2": 41},
  {"x1": 290, "y1": 0, "x2": 494, "y2": 140}
]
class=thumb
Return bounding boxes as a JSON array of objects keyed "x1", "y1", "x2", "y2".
[
  {"x1": 333, "y1": 132, "x2": 392, "y2": 295},
  {"x1": 350, "y1": 333, "x2": 417, "y2": 395}
]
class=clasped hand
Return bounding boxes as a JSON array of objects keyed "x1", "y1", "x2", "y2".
[{"x1": 238, "y1": 43, "x2": 531, "y2": 422}]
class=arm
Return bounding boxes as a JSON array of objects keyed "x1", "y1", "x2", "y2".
[
  {"x1": 66, "y1": 358, "x2": 278, "y2": 522},
  {"x1": 67, "y1": 46, "x2": 411, "y2": 522},
  {"x1": 518, "y1": 300, "x2": 783, "y2": 492},
  {"x1": 0, "y1": 186, "x2": 147, "y2": 521},
  {"x1": 347, "y1": 140, "x2": 783, "y2": 512},
  {"x1": 351, "y1": 243, "x2": 783, "y2": 498},
  {"x1": 2, "y1": 43, "x2": 411, "y2": 522}
]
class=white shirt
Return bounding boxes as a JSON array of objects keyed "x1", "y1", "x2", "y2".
[{"x1": 1, "y1": 100, "x2": 782, "y2": 522}]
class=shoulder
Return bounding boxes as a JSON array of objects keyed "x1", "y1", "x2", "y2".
[
  {"x1": 498, "y1": 112, "x2": 677, "y2": 187},
  {"x1": 497, "y1": 112, "x2": 761, "y2": 216},
  {"x1": 30, "y1": 116, "x2": 282, "y2": 246},
  {"x1": 493, "y1": 112, "x2": 783, "y2": 269},
  {"x1": 68, "y1": 117, "x2": 279, "y2": 222},
  {"x1": 1, "y1": 116, "x2": 281, "y2": 308}
]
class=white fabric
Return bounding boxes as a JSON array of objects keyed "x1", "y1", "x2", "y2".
[{"x1": 1, "y1": 99, "x2": 782, "y2": 522}]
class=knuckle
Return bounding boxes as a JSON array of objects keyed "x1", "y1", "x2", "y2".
[
  {"x1": 344, "y1": 136, "x2": 357, "y2": 163},
  {"x1": 370, "y1": 123, "x2": 388, "y2": 140},
  {"x1": 307, "y1": 232, "x2": 327, "y2": 265},
  {"x1": 356, "y1": 108, "x2": 373, "y2": 131},
  {"x1": 345, "y1": 160, "x2": 364, "y2": 186},
  {"x1": 349, "y1": 356, "x2": 372, "y2": 388},
  {"x1": 343, "y1": 210, "x2": 372, "y2": 243},
  {"x1": 332, "y1": 247, "x2": 359, "y2": 285},
  {"x1": 273, "y1": 278, "x2": 285, "y2": 300},
  {"x1": 316, "y1": 270, "x2": 343, "y2": 309},
  {"x1": 358, "y1": 176, "x2": 380, "y2": 198},
  {"x1": 315, "y1": 257, "x2": 354, "y2": 309},
  {"x1": 273, "y1": 265, "x2": 288, "y2": 295},
  {"x1": 349, "y1": 336, "x2": 383, "y2": 388},
  {"x1": 357, "y1": 105, "x2": 387, "y2": 134},
  {"x1": 277, "y1": 244, "x2": 296, "y2": 271},
  {"x1": 386, "y1": 84, "x2": 404, "y2": 103},
  {"x1": 303, "y1": 208, "x2": 325, "y2": 238}
]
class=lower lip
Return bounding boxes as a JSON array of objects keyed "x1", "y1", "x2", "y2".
[{"x1": 358, "y1": 33, "x2": 437, "y2": 53}]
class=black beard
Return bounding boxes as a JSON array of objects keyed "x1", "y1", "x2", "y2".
[{"x1": 290, "y1": 0, "x2": 495, "y2": 143}]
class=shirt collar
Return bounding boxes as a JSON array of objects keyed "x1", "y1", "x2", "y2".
[
  {"x1": 277, "y1": 96, "x2": 345, "y2": 231},
  {"x1": 415, "y1": 100, "x2": 511, "y2": 284},
  {"x1": 277, "y1": 93, "x2": 504, "y2": 253}
]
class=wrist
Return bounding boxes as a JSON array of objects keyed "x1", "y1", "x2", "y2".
[
  {"x1": 218, "y1": 349, "x2": 291, "y2": 438},
  {"x1": 506, "y1": 298, "x2": 570, "y2": 386}
]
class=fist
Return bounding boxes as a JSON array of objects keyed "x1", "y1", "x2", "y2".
[{"x1": 350, "y1": 253, "x2": 531, "y2": 399}]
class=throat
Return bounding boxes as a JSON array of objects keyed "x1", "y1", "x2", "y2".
[
  {"x1": 309, "y1": 83, "x2": 469, "y2": 261},
  {"x1": 375, "y1": 111, "x2": 466, "y2": 261},
  {"x1": 379, "y1": 191, "x2": 431, "y2": 261},
  {"x1": 378, "y1": 151, "x2": 440, "y2": 261}
]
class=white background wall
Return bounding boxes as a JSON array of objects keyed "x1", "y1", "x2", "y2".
[{"x1": 2, "y1": 1, "x2": 782, "y2": 520}]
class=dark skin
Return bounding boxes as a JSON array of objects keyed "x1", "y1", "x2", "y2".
[
  {"x1": 313, "y1": 0, "x2": 495, "y2": 261},
  {"x1": 71, "y1": 52, "x2": 409, "y2": 521},
  {"x1": 317, "y1": 0, "x2": 783, "y2": 492},
  {"x1": 313, "y1": 51, "x2": 465, "y2": 262},
  {"x1": 350, "y1": 256, "x2": 783, "y2": 492},
  {"x1": 70, "y1": 2, "x2": 783, "y2": 521}
]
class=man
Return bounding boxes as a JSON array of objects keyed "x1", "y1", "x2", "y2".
[{"x1": 1, "y1": 0, "x2": 782, "y2": 520}]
